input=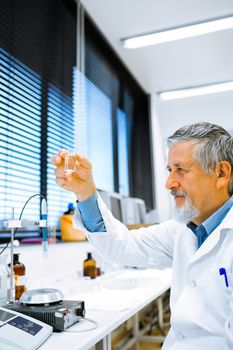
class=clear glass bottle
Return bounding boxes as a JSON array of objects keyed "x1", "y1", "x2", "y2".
[
  {"x1": 13, "y1": 253, "x2": 26, "y2": 300},
  {"x1": 0, "y1": 254, "x2": 8, "y2": 305},
  {"x1": 83, "y1": 252, "x2": 96, "y2": 279},
  {"x1": 6, "y1": 261, "x2": 14, "y2": 302}
]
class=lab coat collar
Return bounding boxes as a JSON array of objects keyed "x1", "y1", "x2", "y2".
[{"x1": 189, "y1": 205, "x2": 233, "y2": 264}]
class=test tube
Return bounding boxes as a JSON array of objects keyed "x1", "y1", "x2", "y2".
[{"x1": 64, "y1": 154, "x2": 77, "y2": 174}]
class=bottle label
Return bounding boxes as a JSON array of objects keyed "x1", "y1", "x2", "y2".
[{"x1": 15, "y1": 275, "x2": 26, "y2": 286}]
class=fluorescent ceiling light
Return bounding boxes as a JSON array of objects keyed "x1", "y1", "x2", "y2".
[
  {"x1": 122, "y1": 15, "x2": 233, "y2": 49},
  {"x1": 159, "y1": 81, "x2": 233, "y2": 101}
]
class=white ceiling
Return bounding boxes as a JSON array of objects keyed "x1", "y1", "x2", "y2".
[{"x1": 80, "y1": 0, "x2": 233, "y2": 95}]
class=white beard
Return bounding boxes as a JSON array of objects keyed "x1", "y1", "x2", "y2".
[{"x1": 172, "y1": 195, "x2": 200, "y2": 223}]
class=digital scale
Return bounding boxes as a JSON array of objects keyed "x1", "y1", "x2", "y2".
[{"x1": 0, "y1": 306, "x2": 52, "y2": 350}]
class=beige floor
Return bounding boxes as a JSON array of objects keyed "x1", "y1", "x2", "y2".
[
  {"x1": 140, "y1": 343, "x2": 162, "y2": 350},
  {"x1": 139, "y1": 327, "x2": 170, "y2": 350}
]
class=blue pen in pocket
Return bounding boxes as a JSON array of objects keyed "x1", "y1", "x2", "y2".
[{"x1": 219, "y1": 267, "x2": 229, "y2": 287}]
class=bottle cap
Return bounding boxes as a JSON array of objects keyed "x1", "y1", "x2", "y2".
[
  {"x1": 13, "y1": 253, "x2": 20, "y2": 263},
  {"x1": 87, "y1": 252, "x2": 92, "y2": 259},
  {"x1": 68, "y1": 203, "x2": 75, "y2": 210}
]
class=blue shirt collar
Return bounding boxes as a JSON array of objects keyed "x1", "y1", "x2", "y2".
[
  {"x1": 202, "y1": 195, "x2": 233, "y2": 236},
  {"x1": 187, "y1": 196, "x2": 233, "y2": 246}
]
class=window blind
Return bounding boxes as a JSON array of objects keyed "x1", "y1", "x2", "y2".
[
  {"x1": 117, "y1": 108, "x2": 129, "y2": 196},
  {"x1": 0, "y1": 0, "x2": 77, "y2": 238},
  {"x1": 0, "y1": 48, "x2": 41, "y2": 225},
  {"x1": 0, "y1": 0, "x2": 153, "y2": 244},
  {"x1": 84, "y1": 15, "x2": 154, "y2": 209},
  {"x1": 47, "y1": 84, "x2": 76, "y2": 227}
]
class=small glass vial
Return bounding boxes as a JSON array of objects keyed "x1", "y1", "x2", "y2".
[
  {"x1": 13, "y1": 253, "x2": 26, "y2": 300},
  {"x1": 64, "y1": 154, "x2": 77, "y2": 174},
  {"x1": 83, "y1": 252, "x2": 96, "y2": 279},
  {"x1": 0, "y1": 254, "x2": 8, "y2": 306}
]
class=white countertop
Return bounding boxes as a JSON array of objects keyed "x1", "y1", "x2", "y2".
[{"x1": 39, "y1": 267, "x2": 172, "y2": 350}]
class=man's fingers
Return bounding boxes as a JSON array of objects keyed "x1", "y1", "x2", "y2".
[
  {"x1": 54, "y1": 167, "x2": 65, "y2": 176},
  {"x1": 55, "y1": 176, "x2": 66, "y2": 187},
  {"x1": 51, "y1": 155, "x2": 62, "y2": 166},
  {"x1": 75, "y1": 154, "x2": 92, "y2": 169},
  {"x1": 51, "y1": 149, "x2": 69, "y2": 166},
  {"x1": 58, "y1": 149, "x2": 69, "y2": 158},
  {"x1": 55, "y1": 166, "x2": 74, "y2": 183},
  {"x1": 52, "y1": 151, "x2": 91, "y2": 170}
]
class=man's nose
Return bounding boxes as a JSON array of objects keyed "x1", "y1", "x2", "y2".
[{"x1": 165, "y1": 171, "x2": 180, "y2": 190}]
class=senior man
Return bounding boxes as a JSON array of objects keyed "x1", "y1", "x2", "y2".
[{"x1": 52, "y1": 122, "x2": 233, "y2": 349}]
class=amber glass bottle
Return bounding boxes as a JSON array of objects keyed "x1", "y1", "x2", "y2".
[
  {"x1": 13, "y1": 253, "x2": 26, "y2": 300},
  {"x1": 83, "y1": 252, "x2": 96, "y2": 279}
]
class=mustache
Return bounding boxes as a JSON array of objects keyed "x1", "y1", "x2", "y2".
[{"x1": 170, "y1": 189, "x2": 187, "y2": 197}]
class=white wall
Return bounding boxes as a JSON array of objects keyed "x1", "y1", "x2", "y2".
[
  {"x1": 4, "y1": 240, "x2": 112, "y2": 295},
  {"x1": 150, "y1": 94, "x2": 171, "y2": 221},
  {"x1": 150, "y1": 90, "x2": 233, "y2": 221}
]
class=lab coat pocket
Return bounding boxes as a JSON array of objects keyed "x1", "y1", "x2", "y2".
[
  {"x1": 203, "y1": 270, "x2": 233, "y2": 292},
  {"x1": 222, "y1": 272, "x2": 233, "y2": 315},
  {"x1": 203, "y1": 271, "x2": 233, "y2": 321},
  {"x1": 218, "y1": 270, "x2": 233, "y2": 290}
]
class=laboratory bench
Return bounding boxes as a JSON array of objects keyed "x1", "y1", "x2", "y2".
[
  {"x1": 3, "y1": 241, "x2": 171, "y2": 350},
  {"x1": 39, "y1": 267, "x2": 172, "y2": 350}
]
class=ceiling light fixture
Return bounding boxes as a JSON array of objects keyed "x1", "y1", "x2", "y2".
[
  {"x1": 122, "y1": 15, "x2": 233, "y2": 49},
  {"x1": 159, "y1": 81, "x2": 233, "y2": 101}
]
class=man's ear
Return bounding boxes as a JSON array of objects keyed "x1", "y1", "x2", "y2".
[{"x1": 216, "y1": 161, "x2": 232, "y2": 189}]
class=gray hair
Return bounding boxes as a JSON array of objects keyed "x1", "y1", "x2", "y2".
[{"x1": 167, "y1": 122, "x2": 233, "y2": 195}]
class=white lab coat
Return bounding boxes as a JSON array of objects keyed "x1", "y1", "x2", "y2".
[{"x1": 74, "y1": 194, "x2": 233, "y2": 350}]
